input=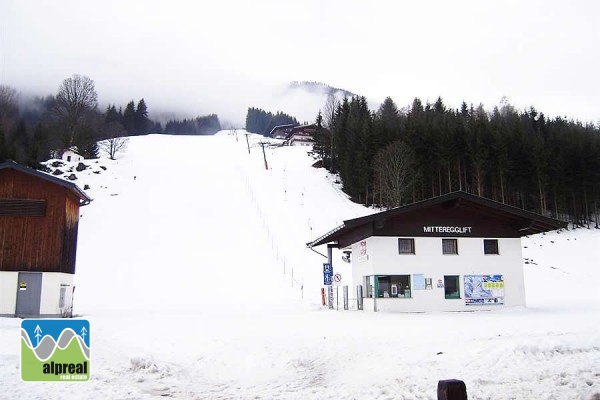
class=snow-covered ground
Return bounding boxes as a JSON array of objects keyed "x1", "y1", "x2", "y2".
[{"x1": 1, "y1": 131, "x2": 599, "y2": 400}]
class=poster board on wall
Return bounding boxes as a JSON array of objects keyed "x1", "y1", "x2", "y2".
[
  {"x1": 413, "y1": 274, "x2": 426, "y2": 290},
  {"x1": 464, "y1": 274, "x2": 504, "y2": 305}
]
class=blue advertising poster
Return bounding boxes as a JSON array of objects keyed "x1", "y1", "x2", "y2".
[{"x1": 464, "y1": 275, "x2": 504, "y2": 305}]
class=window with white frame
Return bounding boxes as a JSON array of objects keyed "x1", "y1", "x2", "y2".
[
  {"x1": 484, "y1": 239, "x2": 499, "y2": 255},
  {"x1": 398, "y1": 238, "x2": 415, "y2": 254},
  {"x1": 442, "y1": 238, "x2": 458, "y2": 255}
]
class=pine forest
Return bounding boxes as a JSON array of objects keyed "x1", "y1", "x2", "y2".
[{"x1": 312, "y1": 96, "x2": 600, "y2": 227}]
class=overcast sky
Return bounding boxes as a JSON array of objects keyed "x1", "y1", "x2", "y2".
[{"x1": 1, "y1": 0, "x2": 599, "y2": 126}]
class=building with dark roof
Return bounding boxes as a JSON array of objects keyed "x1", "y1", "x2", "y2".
[
  {"x1": 286, "y1": 124, "x2": 316, "y2": 146},
  {"x1": 269, "y1": 124, "x2": 297, "y2": 139},
  {"x1": 0, "y1": 160, "x2": 91, "y2": 317},
  {"x1": 308, "y1": 191, "x2": 567, "y2": 312}
]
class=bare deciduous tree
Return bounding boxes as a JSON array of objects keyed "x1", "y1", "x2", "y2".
[
  {"x1": 99, "y1": 136, "x2": 129, "y2": 160},
  {"x1": 322, "y1": 93, "x2": 340, "y2": 171},
  {"x1": 323, "y1": 93, "x2": 339, "y2": 131},
  {"x1": 373, "y1": 140, "x2": 416, "y2": 208},
  {"x1": 53, "y1": 74, "x2": 98, "y2": 147}
]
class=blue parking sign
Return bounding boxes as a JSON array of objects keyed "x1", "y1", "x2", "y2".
[{"x1": 323, "y1": 263, "x2": 333, "y2": 285}]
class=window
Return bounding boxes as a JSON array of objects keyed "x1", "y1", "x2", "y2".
[
  {"x1": 442, "y1": 239, "x2": 458, "y2": 254},
  {"x1": 444, "y1": 275, "x2": 460, "y2": 299},
  {"x1": 374, "y1": 275, "x2": 411, "y2": 298},
  {"x1": 484, "y1": 239, "x2": 499, "y2": 255},
  {"x1": 398, "y1": 238, "x2": 415, "y2": 254}
]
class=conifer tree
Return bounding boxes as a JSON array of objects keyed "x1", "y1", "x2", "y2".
[
  {"x1": 121, "y1": 101, "x2": 136, "y2": 134},
  {"x1": 312, "y1": 111, "x2": 332, "y2": 169},
  {"x1": 134, "y1": 99, "x2": 150, "y2": 135},
  {"x1": 105, "y1": 105, "x2": 121, "y2": 124}
]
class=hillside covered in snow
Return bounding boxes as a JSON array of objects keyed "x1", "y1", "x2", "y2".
[{"x1": 0, "y1": 131, "x2": 599, "y2": 400}]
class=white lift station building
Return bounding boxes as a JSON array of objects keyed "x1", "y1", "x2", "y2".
[{"x1": 308, "y1": 191, "x2": 567, "y2": 312}]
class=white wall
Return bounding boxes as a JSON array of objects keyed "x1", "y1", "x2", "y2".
[
  {"x1": 351, "y1": 236, "x2": 525, "y2": 312},
  {"x1": 0, "y1": 272, "x2": 18, "y2": 316},
  {"x1": 40, "y1": 273, "x2": 75, "y2": 317},
  {"x1": 0, "y1": 272, "x2": 74, "y2": 317},
  {"x1": 62, "y1": 150, "x2": 83, "y2": 162}
]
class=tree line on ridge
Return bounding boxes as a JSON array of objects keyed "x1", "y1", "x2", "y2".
[
  {"x1": 312, "y1": 95, "x2": 600, "y2": 227},
  {"x1": 0, "y1": 74, "x2": 222, "y2": 166}
]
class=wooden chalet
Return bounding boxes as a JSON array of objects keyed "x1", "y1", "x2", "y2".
[
  {"x1": 286, "y1": 124, "x2": 316, "y2": 146},
  {"x1": 269, "y1": 124, "x2": 297, "y2": 139},
  {"x1": 0, "y1": 160, "x2": 91, "y2": 317}
]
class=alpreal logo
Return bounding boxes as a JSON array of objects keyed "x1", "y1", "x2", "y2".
[{"x1": 21, "y1": 319, "x2": 90, "y2": 382}]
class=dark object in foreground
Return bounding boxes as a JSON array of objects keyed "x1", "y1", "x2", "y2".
[{"x1": 438, "y1": 379, "x2": 467, "y2": 400}]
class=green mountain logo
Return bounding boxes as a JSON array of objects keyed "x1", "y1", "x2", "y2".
[{"x1": 21, "y1": 319, "x2": 90, "y2": 382}]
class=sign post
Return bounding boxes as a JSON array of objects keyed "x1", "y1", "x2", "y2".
[
  {"x1": 323, "y1": 263, "x2": 333, "y2": 286},
  {"x1": 323, "y1": 263, "x2": 334, "y2": 309},
  {"x1": 333, "y1": 273, "x2": 342, "y2": 310},
  {"x1": 333, "y1": 273, "x2": 342, "y2": 284}
]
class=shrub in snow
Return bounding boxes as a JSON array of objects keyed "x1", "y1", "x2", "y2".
[
  {"x1": 52, "y1": 169, "x2": 64, "y2": 176},
  {"x1": 67, "y1": 173, "x2": 77, "y2": 181},
  {"x1": 76, "y1": 162, "x2": 87, "y2": 171}
]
